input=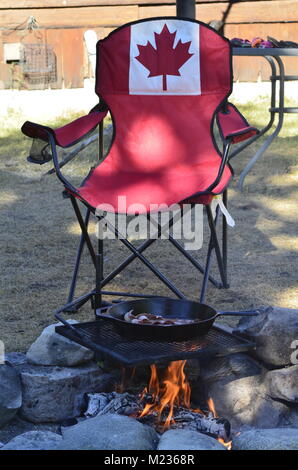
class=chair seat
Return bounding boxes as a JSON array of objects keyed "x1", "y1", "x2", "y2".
[{"x1": 76, "y1": 156, "x2": 232, "y2": 214}]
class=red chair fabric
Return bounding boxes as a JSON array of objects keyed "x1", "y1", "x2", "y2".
[
  {"x1": 217, "y1": 102, "x2": 259, "y2": 144},
  {"x1": 76, "y1": 18, "x2": 234, "y2": 214},
  {"x1": 22, "y1": 110, "x2": 107, "y2": 148}
]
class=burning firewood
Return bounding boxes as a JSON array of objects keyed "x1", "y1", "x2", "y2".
[
  {"x1": 84, "y1": 392, "x2": 143, "y2": 418},
  {"x1": 84, "y1": 361, "x2": 231, "y2": 445},
  {"x1": 83, "y1": 392, "x2": 231, "y2": 442},
  {"x1": 168, "y1": 408, "x2": 231, "y2": 442}
]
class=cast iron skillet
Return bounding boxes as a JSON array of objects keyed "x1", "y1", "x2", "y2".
[{"x1": 97, "y1": 298, "x2": 258, "y2": 341}]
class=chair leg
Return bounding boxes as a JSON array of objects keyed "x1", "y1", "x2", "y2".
[
  {"x1": 205, "y1": 204, "x2": 229, "y2": 289},
  {"x1": 96, "y1": 205, "x2": 226, "y2": 304},
  {"x1": 65, "y1": 208, "x2": 91, "y2": 310},
  {"x1": 222, "y1": 189, "x2": 228, "y2": 286},
  {"x1": 99, "y1": 208, "x2": 221, "y2": 290},
  {"x1": 63, "y1": 202, "x2": 185, "y2": 312},
  {"x1": 70, "y1": 196, "x2": 96, "y2": 265},
  {"x1": 199, "y1": 206, "x2": 220, "y2": 303},
  {"x1": 147, "y1": 212, "x2": 221, "y2": 288},
  {"x1": 94, "y1": 239, "x2": 104, "y2": 311},
  {"x1": 56, "y1": 290, "x2": 95, "y2": 315},
  {"x1": 100, "y1": 210, "x2": 179, "y2": 288},
  {"x1": 103, "y1": 215, "x2": 186, "y2": 299},
  {"x1": 62, "y1": 197, "x2": 99, "y2": 313},
  {"x1": 117, "y1": 233, "x2": 186, "y2": 299},
  {"x1": 63, "y1": 197, "x2": 230, "y2": 312},
  {"x1": 101, "y1": 237, "x2": 157, "y2": 288}
]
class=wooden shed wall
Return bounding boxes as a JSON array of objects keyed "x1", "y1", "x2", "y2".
[{"x1": 1, "y1": 1, "x2": 298, "y2": 88}]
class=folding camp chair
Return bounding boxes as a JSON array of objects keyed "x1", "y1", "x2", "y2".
[{"x1": 21, "y1": 17, "x2": 259, "y2": 316}]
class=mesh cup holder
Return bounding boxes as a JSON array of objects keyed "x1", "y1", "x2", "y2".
[{"x1": 28, "y1": 138, "x2": 52, "y2": 164}]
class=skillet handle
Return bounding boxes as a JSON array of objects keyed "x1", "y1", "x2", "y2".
[
  {"x1": 218, "y1": 309, "x2": 261, "y2": 316},
  {"x1": 95, "y1": 305, "x2": 111, "y2": 317}
]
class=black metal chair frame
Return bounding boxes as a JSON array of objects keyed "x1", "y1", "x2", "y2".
[{"x1": 45, "y1": 123, "x2": 232, "y2": 317}]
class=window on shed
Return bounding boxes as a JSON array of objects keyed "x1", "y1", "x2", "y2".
[{"x1": 3, "y1": 43, "x2": 22, "y2": 64}]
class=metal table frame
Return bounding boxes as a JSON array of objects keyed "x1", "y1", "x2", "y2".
[{"x1": 232, "y1": 48, "x2": 298, "y2": 189}]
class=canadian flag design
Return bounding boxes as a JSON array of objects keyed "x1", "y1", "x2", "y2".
[{"x1": 129, "y1": 20, "x2": 201, "y2": 95}]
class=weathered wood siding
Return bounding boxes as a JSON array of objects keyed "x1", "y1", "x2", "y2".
[{"x1": 1, "y1": 1, "x2": 297, "y2": 88}]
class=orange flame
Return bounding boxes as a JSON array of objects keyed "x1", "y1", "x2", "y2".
[
  {"x1": 207, "y1": 397, "x2": 232, "y2": 450},
  {"x1": 139, "y1": 364, "x2": 160, "y2": 417},
  {"x1": 139, "y1": 360, "x2": 190, "y2": 429},
  {"x1": 158, "y1": 360, "x2": 190, "y2": 428},
  {"x1": 207, "y1": 397, "x2": 218, "y2": 418},
  {"x1": 138, "y1": 361, "x2": 232, "y2": 449},
  {"x1": 218, "y1": 437, "x2": 232, "y2": 450}
]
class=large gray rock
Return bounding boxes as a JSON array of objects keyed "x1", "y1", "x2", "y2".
[
  {"x1": 17, "y1": 362, "x2": 116, "y2": 423},
  {"x1": 234, "y1": 307, "x2": 298, "y2": 366},
  {"x1": 199, "y1": 353, "x2": 263, "y2": 385},
  {"x1": 0, "y1": 365, "x2": 22, "y2": 428},
  {"x1": 192, "y1": 354, "x2": 264, "y2": 415},
  {"x1": 58, "y1": 414, "x2": 159, "y2": 450},
  {"x1": 282, "y1": 407, "x2": 298, "y2": 428},
  {"x1": 232, "y1": 428, "x2": 298, "y2": 450},
  {"x1": 0, "y1": 415, "x2": 60, "y2": 445},
  {"x1": 1, "y1": 431, "x2": 62, "y2": 450},
  {"x1": 4, "y1": 353, "x2": 27, "y2": 367},
  {"x1": 265, "y1": 365, "x2": 298, "y2": 402},
  {"x1": 206, "y1": 374, "x2": 288, "y2": 429},
  {"x1": 26, "y1": 320, "x2": 94, "y2": 366},
  {"x1": 196, "y1": 353, "x2": 275, "y2": 429},
  {"x1": 158, "y1": 429, "x2": 226, "y2": 450}
]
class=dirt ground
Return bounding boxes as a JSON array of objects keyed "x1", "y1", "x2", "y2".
[{"x1": 0, "y1": 100, "x2": 297, "y2": 353}]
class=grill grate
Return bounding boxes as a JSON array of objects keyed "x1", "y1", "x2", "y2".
[{"x1": 55, "y1": 319, "x2": 255, "y2": 367}]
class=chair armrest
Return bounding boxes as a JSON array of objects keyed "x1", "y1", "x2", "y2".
[
  {"x1": 21, "y1": 109, "x2": 107, "y2": 148},
  {"x1": 217, "y1": 102, "x2": 259, "y2": 144}
]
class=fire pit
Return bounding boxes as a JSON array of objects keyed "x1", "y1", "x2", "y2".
[
  {"x1": 53, "y1": 300, "x2": 257, "y2": 449},
  {"x1": 2, "y1": 307, "x2": 298, "y2": 450},
  {"x1": 83, "y1": 359, "x2": 232, "y2": 449}
]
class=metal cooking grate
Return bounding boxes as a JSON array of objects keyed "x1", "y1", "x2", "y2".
[{"x1": 55, "y1": 320, "x2": 255, "y2": 367}]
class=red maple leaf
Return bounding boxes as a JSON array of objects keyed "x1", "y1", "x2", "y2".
[{"x1": 135, "y1": 24, "x2": 194, "y2": 91}]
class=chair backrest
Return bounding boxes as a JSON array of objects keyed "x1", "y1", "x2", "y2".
[{"x1": 95, "y1": 18, "x2": 232, "y2": 173}]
